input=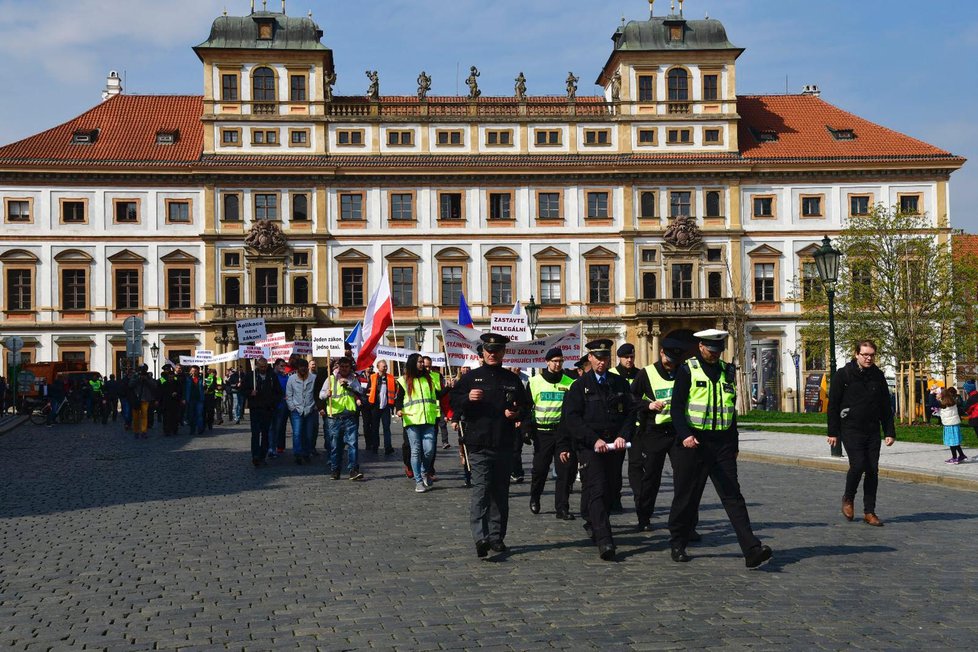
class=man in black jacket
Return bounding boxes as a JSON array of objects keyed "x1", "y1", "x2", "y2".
[
  {"x1": 827, "y1": 339, "x2": 895, "y2": 526},
  {"x1": 240, "y1": 357, "x2": 285, "y2": 467},
  {"x1": 562, "y1": 339, "x2": 636, "y2": 561},
  {"x1": 450, "y1": 333, "x2": 531, "y2": 559}
]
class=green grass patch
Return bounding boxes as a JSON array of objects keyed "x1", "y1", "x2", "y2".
[
  {"x1": 742, "y1": 423, "x2": 951, "y2": 445},
  {"x1": 742, "y1": 410, "x2": 828, "y2": 424}
]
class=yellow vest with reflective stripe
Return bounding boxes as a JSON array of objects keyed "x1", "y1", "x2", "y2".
[
  {"x1": 428, "y1": 371, "x2": 442, "y2": 393},
  {"x1": 397, "y1": 376, "x2": 439, "y2": 426},
  {"x1": 528, "y1": 374, "x2": 573, "y2": 427},
  {"x1": 609, "y1": 367, "x2": 635, "y2": 386},
  {"x1": 644, "y1": 365, "x2": 675, "y2": 425},
  {"x1": 327, "y1": 375, "x2": 358, "y2": 415},
  {"x1": 684, "y1": 358, "x2": 736, "y2": 431}
]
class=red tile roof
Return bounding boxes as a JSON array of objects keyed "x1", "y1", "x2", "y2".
[
  {"x1": 0, "y1": 95, "x2": 202, "y2": 167},
  {"x1": 737, "y1": 95, "x2": 960, "y2": 163},
  {"x1": 953, "y1": 234, "x2": 978, "y2": 261}
]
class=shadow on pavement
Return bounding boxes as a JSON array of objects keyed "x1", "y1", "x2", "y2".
[
  {"x1": 884, "y1": 511, "x2": 978, "y2": 524},
  {"x1": 761, "y1": 544, "x2": 898, "y2": 570}
]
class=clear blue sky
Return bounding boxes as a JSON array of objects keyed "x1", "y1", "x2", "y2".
[{"x1": 1, "y1": 0, "x2": 974, "y2": 229}]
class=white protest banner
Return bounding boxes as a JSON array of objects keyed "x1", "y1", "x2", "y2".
[
  {"x1": 195, "y1": 349, "x2": 214, "y2": 361},
  {"x1": 208, "y1": 350, "x2": 240, "y2": 365},
  {"x1": 293, "y1": 341, "x2": 313, "y2": 355},
  {"x1": 236, "y1": 318, "x2": 266, "y2": 344},
  {"x1": 311, "y1": 328, "x2": 346, "y2": 357},
  {"x1": 440, "y1": 320, "x2": 583, "y2": 369},
  {"x1": 490, "y1": 313, "x2": 530, "y2": 342},
  {"x1": 373, "y1": 345, "x2": 447, "y2": 367},
  {"x1": 256, "y1": 332, "x2": 287, "y2": 347},
  {"x1": 179, "y1": 355, "x2": 211, "y2": 366},
  {"x1": 240, "y1": 346, "x2": 267, "y2": 360},
  {"x1": 270, "y1": 344, "x2": 294, "y2": 359}
]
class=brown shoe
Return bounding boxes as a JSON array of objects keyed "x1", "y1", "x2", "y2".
[
  {"x1": 863, "y1": 512, "x2": 884, "y2": 527},
  {"x1": 841, "y1": 497, "x2": 854, "y2": 521}
]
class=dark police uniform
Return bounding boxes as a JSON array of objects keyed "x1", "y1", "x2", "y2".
[
  {"x1": 450, "y1": 333, "x2": 531, "y2": 558},
  {"x1": 561, "y1": 339, "x2": 635, "y2": 560},
  {"x1": 667, "y1": 329, "x2": 771, "y2": 568},
  {"x1": 608, "y1": 343, "x2": 639, "y2": 512}
]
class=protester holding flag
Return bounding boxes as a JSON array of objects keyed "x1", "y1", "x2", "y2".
[{"x1": 395, "y1": 353, "x2": 441, "y2": 493}]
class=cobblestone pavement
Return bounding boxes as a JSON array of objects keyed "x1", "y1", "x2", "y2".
[{"x1": 1, "y1": 418, "x2": 976, "y2": 650}]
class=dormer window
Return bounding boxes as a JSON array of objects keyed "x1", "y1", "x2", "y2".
[
  {"x1": 828, "y1": 127, "x2": 856, "y2": 141},
  {"x1": 750, "y1": 128, "x2": 779, "y2": 143},
  {"x1": 71, "y1": 129, "x2": 98, "y2": 145},
  {"x1": 255, "y1": 17, "x2": 275, "y2": 40},
  {"x1": 670, "y1": 25, "x2": 683, "y2": 41},
  {"x1": 156, "y1": 130, "x2": 180, "y2": 145}
]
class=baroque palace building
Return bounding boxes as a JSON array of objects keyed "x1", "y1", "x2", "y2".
[{"x1": 0, "y1": 4, "x2": 964, "y2": 409}]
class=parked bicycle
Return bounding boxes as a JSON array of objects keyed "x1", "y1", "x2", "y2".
[{"x1": 29, "y1": 397, "x2": 83, "y2": 425}]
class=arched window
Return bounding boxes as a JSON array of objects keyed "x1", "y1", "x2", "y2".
[
  {"x1": 224, "y1": 277, "x2": 241, "y2": 305},
  {"x1": 293, "y1": 276, "x2": 309, "y2": 304},
  {"x1": 252, "y1": 67, "x2": 275, "y2": 102},
  {"x1": 668, "y1": 68, "x2": 689, "y2": 101},
  {"x1": 223, "y1": 194, "x2": 240, "y2": 222}
]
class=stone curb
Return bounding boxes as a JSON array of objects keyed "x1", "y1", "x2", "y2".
[
  {"x1": 0, "y1": 415, "x2": 29, "y2": 435},
  {"x1": 739, "y1": 450, "x2": 978, "y2": 493}
]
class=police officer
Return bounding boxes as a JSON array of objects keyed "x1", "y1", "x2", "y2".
[
  {"x1": 562, "y1": 339, "x2": 636, "y2": 561},
  {"x1": 527, "y1": 347, "x2": 576, "y2": 520},
  {"x1": 450, "y1": 333, "x2": 531, "y2": 559},
  {"x1": 628, "y1": 338, "x2": 689, "y2": 532},
  {"x1": 608, "y1": 343, "x2": 638, "y2": 512},
  {"x1": 668, "y1": 329, "x2": 772, "y2": 568}
]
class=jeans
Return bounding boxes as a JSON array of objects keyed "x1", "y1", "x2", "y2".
[
  {"x1": 290, "y1": 410, "x2": 317, "y2": 458},
  {"x1": 250, "y1": 408, "x2": 273, "y2": 460},
  {"x1": 271, "y1": 403, "x2": 289, "y2": 451},
  {"x1": 187, "y1": 401, "x2": 205, "y2": 435},
  {"x1": 328, "y1": 415, "x2": 359, "y2": 473},
  {"x1": 320, "y1": 415, "x2": 333, "y2": 459},
  {"x1": 406, "y1": 424, "x2": 436, "y2": 484},
  {"x1": 373, "y1": 406, "x2": 393, "y2": 450},
  {"x1": 121, "y1": 399, "x2": 132, "y2": 427},
  {"x1": 233, "y1": 393, "x2": 245, "y2": 421}
]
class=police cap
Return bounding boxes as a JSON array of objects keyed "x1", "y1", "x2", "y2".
[
  {"x1": 616, "y1": 343, "x2": 635, "y2": 357},
  {"x1": 545, "y1": 347, "x2": 564, "y2": 361},
  {"x1": 480, "y1": 332, "x2": 510, "y2": 352},
  {"x1": 585, "y1": 339, "x2": 614, "y2": 358},
  {"x1": 694, "y1": 328, "x2": 729, "y2": 353}
]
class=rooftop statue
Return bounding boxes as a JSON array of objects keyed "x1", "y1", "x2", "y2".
[
  {"x1": 466, "y1": 66, "x2": 481, "y2": 99},
  {"x1": 514, "y1": 72, "x2": 527, "y2": 101},
  {"x1": 366, "y1": 70, "x2": 379, "y2": 101},
  {"x1": 566, "y1": 72, "x2": 579, "y2": 100},
  {"x1": 417, "y1": 71, "x2": 432, "y2": 101}
]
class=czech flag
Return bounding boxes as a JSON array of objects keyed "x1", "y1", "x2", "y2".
[
  {"x1": 458, "y1": 292, "x2": 474, "y2": 329},
  {"x1": 355, "y1": 269, "x2": 393, "y2": 371}
]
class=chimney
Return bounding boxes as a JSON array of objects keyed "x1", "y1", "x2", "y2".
[
  {"x1": 102, "y1": 70, "x2": 123, "y2": 101},
  {"x1": 801, "y1": 84, "x2": 821, "y2": 98}
]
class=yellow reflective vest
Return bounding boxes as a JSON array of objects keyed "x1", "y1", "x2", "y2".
[
  {"x1": 643, "y1": 364, "x2": 675, "y2": 425},
  {"x1": 528, "y1": 373, "x2": 573, "y2": 428},
  {"x1": 397, "y1": 376, "x2": 439, "y2": 426},
  {"x1": 684, "y1": 358, "x2": 736, "y2": 431}
]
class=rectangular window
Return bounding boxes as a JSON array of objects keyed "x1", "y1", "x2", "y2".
[
  {"x1": 5, "y1": 199, "x2": 31, "y2": 222},
  {"x1": 850, "y1": 194, "x2": 871, "y2": 217},
  {"x1": 61, "y1": 200, "x2": 86, "y2": 223},
  {"x1": 337, "y1": 130, "x2": 364, "y2": 146},
  {"x1": 254, "y1": 194, "x2": 278, "y2": 220},
  {"x1": 899, "y1": 194, "x2": 921, "y2": 214},
  {"x1": 490, "y1": 265, "x2": 513, "y2": 305},
  {"x1": 754, "y1": 263, "x2": 776, "y2": 302},
  {"x1": 166, "y1": 269, "x2": 192, "y2": 309},
  {"x1": 291, "y1": 193, "x2": 309, "y2": 222},
  {"x1": 583, "y1": 129, "x2": 610, "y2": 146},
  {"x1": 387, "y1": 130, "x2": 414, "y2": 146},
  {"x1": 852, "y1": 263, "x2": 873, "y2": 304},
  {"x1": 391, "y1": 267, "x2": 415, "y2": 307},
  {"x1": 292, "y1": 251, "x2": 310, "y2": 267},
  {"x1": 488, "y1": 193, "x2": 512, "y2": 220},
  {"x1": 289, "y1": 75, "x2": 306, "y2": 102},
  {"x1": 439, "y1": 192, "x2": 463, "y2": 220},
  {"x1": 166, "y1": 200, "x2": 191, "y2": 223},
  {"x1": 537, "y1": 192, "x2": 561, "y2": 220},
  {"x1": 436, "y1": 130, "x2": 464, "y2": 146},
  {"x1": 707, "y1": 248, "x2": 723, "y2": 262},
  {"x1": 289, "y1": 129, "x2": 309, "y2": 145},
  {"x1": 441, "y1": 266, "x2": 463, "y2": 306},
  {"x1": 535, "y1": 129, "x2": 561, "y2": 146},
  {"x1": 641, "y1": 248, "x2": 657, "y2": 263},
  {"x1": 588, "y1": 264, "x2": 611, "y2": 304},
  {"x1": 221, "y1": 129, "x2": 240, "y2": 145},
  {"x1": 641, "y1": 272, "x2": 657, "y2": 300},
  {"x1": 390, "y1": 193, "x2": 414, "y2": 221},
  {"x1": 801, "y1": 195, "x2": 823, "y2": 217},
  {"x1": 640, "y1": 191, "x2": 656, "y2": 218},
  {"x1": 340, "y1": 193, "x2": 364, "y2": 220},
  {"x1": 114, "y1": 200, "x2": 138, "y2": 223},
  {"x1": 540, "y1": 265, "x2": 562, "y2": 304},
  {"x1": 671, "y1": 264, "x2": 693, "y2": 299},
  {"x1": 708, "y1": 271, "x2": 723, "y2": 298},
  {"x1": 666, "y1": 128, "x2": 692, "y2": 144},
  {"x1": 341, "y1": 267, "x2": 365, "y2": 307},
  {"x1": 221, "y1": 74, "x2": 239, "y2": 101},
  {"x1": 637, "y1": 129, "x2": 657, "y2": 145},
  {"x1": 222, "y1": 193, "x2": 241, "y2": 221},
  {"x1": 753, "y1": 196, "x2": 775, "y2": 218},
  {"x1": 255, "y1": 268, "x2": 278, "y2": 305},
  {"x1": 586, "y1": 191, "x2": 610, "y2": 219},
  {"x1": 223, "y1": 252, "x2": 241, "y2": 268},
  {"x1": 6, "y1": 269, "x2": 32, "y2": 310},
  {"x1": 703, "y1": 74, "x2": 719, "y2": 100},
  {"x1": 802, "y1": 261, "x2": 820, "y2": 300},
  {"x1": 705, "y1": 190, "x2": 722, "y2": 217},
  {"x1": 486, "y1": 130, "x2": 513, "y2": 146},
  {"x1": 115, "y1": 269, "x2": 140, "y2": 310},
  {"x1": 704, "y1": 128, "x2": 721, "y2": 144},
  {"x1": 669, "y1": 191, "x2": 692, "y2": 219},
  {"x1": 638, "y1": 75, "x2": 655, "y2": 102},
  {"x1": 62, "y1": 269, "x2": 87, "y2": 310}
]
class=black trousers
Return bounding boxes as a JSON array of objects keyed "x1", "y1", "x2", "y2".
[
  {"x1": 511, "y1": 436, "x2": 525, "y2": 478},
  {"x1": 668, "y1": 433, "x2": 761, "y2": 555},
  {"x1": 529, "y1": 429, "x2": 576, "y2": 513},
  {"x1": 468, "y1": 447, "x2": 513, "y2": 543},
  {"x1": 628, "y1": 429, "x2": 677, "y2": 525},
  {"x1": 362, "y1": 404, "x2": 378, "y2": 450},
  {"x1": 578, "y1": 448, "x2": 625, "y2": 547},
  {"x1": 842, "y1": 428, "x2": 883, "y2": 513}
]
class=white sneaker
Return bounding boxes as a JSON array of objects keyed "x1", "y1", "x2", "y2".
[{"x1": 415, "y1": 484, "x2": 428, "y2": 493}]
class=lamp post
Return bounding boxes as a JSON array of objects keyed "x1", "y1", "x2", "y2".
[
  {"x1": 525, "y1": 295, "x2": 541, "y2": 339},
  {"x1": 150, "y1": 342, "x2": 160, "y2": 378},
  {"x1": 813, "y1": 234, "x2": 843, "y2": 457},
  {"x1": 790, "y1": 349, "x2": 801, "y2": 413},
  {"x1": 413, "y1": 323, "x2": 427, "y2": 353}
]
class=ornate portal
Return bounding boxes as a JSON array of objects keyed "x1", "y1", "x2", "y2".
[{"x1": 245, "y1": 220, "x2": 288, "y2": 254}]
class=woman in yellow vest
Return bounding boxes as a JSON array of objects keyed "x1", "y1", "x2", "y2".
[{"x1": 395, "y1": 353, "x2": 441, "y2": 493}]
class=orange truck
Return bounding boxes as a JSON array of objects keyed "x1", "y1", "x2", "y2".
[{"x1": 19, "y1": 360, "x2": 88, "y2": 400}]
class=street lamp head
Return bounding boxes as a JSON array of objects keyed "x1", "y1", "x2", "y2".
[
  {"x1": 525, "y1": 294, "x2": 541, "y2": 334},
  {"x1": 813, "y1": 235, "x2": 841, "y2": 286},
  {"x1": 413, "y1": 323, "x2": 427, "y2": 350},
  {"x1": 150, "y1": 343, "x2": 160, "y2": 360}
]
